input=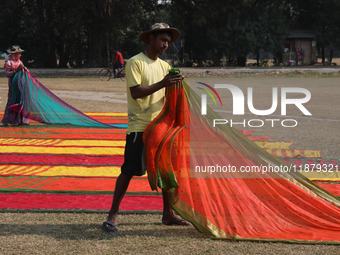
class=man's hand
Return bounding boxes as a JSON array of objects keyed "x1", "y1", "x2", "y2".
[
  {"x1": 130, "y1": 73, "x2": 184, "y2": 100},
  {"x1": 161, "y1": 73, "x2": 184, "y2": 87}
]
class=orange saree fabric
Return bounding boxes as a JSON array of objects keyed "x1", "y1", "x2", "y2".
[{"x1": 143, "y1": 80, "x2": 340, "y2": 243}]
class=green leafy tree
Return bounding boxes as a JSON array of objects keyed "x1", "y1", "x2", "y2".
[
  {"x1": 1, "y1": 0, "x2": 154, "y2": 67},
  {"x1": 0, "y1": 0, "x2": 25, "y2": 54},
  {"x1": 169, "y1": 0, "x2": 291, "y2": 66}
]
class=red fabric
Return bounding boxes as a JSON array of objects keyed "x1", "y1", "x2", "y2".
[
  {"x1": 316, "y1": 183, "x2": 340, "y2": 196},
  {"x1": 0, "y1": 193, "x2": 162, "y2": 211},
  {"x1": 143, "y1": 80, "x2": 340, "y2": 243},
  {"x1": 143, "y1": 82, "x2": 189, "y2": 190},
  {"x1": 0, "y1": 176, "x2": 152, "y2": 193}
]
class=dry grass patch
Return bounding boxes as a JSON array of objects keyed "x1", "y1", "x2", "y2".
[{"x1": 0, "y1": 213, "x2": 339, "y2": 255}]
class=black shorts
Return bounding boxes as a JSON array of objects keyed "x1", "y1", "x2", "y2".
[{"x1": 121, "y1": 132, "x2": 146, "y2": 176}]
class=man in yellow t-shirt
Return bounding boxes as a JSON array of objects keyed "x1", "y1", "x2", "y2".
[
  {"x1": 102, "y1": 23, "x2": 190, "y2": 233},
  {"x1": 125, "y1": 51, "x2": 170, "y2": 134}
]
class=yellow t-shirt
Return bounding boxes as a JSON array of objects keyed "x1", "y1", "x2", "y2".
[{"x1": 125, "y1": 52, "x2": 171, "y2": 134}]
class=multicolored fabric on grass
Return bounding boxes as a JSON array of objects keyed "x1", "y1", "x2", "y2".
[
  {"x1": 10, "y1": 70, "x2": 124, "y2": 128},
  {"x1": 0, "y1": 113, "x2": 161, "y2": 212},
  {"x1": 143, "y1": 80, "x2": 340, "y2": 243},
  {"x1": 0, "y1": 111, "x2": 338, "y2": 214}
]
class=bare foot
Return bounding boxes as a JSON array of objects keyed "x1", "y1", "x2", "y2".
[{"x1": 162, "y1": 214, "x2": 191, "y2": 226}]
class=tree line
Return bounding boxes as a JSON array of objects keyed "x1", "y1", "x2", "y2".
[{"x1": 1, "y1": 0, "x2": 339, "y2": 67}]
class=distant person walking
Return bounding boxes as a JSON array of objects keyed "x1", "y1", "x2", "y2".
[{"x1": 1, "y1": 45, "x2": 29, "y2": 126}]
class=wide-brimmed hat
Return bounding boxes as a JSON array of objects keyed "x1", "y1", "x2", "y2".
[
  {"x1": 7, "y1": 45, "x2": 25, "y2": 54},
  {"x1": 140, "y1": 23, "x2": 180, "y2": 44}
]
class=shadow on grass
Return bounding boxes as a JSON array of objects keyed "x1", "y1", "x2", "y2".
[{"x1": 0, "y1": 223, "x2": 201, "y2": 240}]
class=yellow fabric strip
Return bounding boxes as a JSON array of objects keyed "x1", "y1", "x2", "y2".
[
  {"x1": 297, "y1": 149, "x2": 321, "y2": 158},
  {"x1": 265, "y1": 149, "x2": 321, "y2": 158},
  {"x1": 0, "y1": 111, "x2": 127, "y2": 116},
  {"x1": 0, "y1": 138, "x2": 125, "y2": 147},
  {"x1": 298, "y1": 170, "x2": 340, "y2": 181},
  {"x1": 1, "y1": 146, "x2": 124, "y2": 155},
  {"x1": 84, "y1": 112, "x2": 127, "y2": 116},
  {"x1": 0, "y1": 164, "x2": 131, "y2": 177},
  {"x1": 285, "y1": 150, "x2": 293, "y2": 157},
  {"x1": 255, "y1": 141, "x2": 292, "y2": 149}
]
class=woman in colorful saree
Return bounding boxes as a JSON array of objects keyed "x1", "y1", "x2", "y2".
[
  {"x1": 143, "y1": 75, "x2": 340, "y2": 244},
  {"x1": 1, "y1": 45, "x2": 29, "y2": 126},
  {"x1": 3, "y1": 59, "x2": 122, "y2": 128}
]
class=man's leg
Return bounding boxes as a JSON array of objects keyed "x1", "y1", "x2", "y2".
[
  {"x1": 161, "y1": 189, "x2": 191, "y2": 226},
  {"x1": 107, "y1": 173, "x2": 133, "y2": 225},
  {"x1": 113, "y1": 63, "x2": 122, "y2": 78},
  {"x1": 113, "y1": 63, "x2": 118, "y2": 77},
  {"x1": 104, "y1": 132, "x2": 139, "y2": 228}
]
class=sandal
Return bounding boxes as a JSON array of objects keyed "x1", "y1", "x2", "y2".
[{"x1": 102, "y1": 221, "x2": 118, "y2": 233}]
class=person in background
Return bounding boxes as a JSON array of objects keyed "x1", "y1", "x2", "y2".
[
  {"x1": 112, "y1": 49, "x2": 124, "y2": 78},
  {"x1": 1, "y1": 45, "x2": 29, "y2": 126}
]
